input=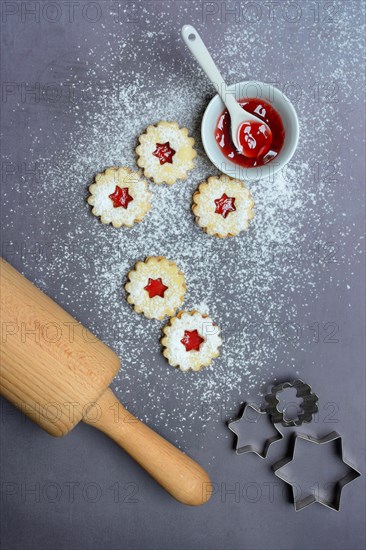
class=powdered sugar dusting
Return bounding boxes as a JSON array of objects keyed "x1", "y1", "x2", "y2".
[{"x1": 2, "y1": 4, "x2": 364, "y2": 452}]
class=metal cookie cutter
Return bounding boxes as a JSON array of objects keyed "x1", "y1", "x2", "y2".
[
  {"x1": 228, "y1": 403, "x2": 283, "y2": 459},
  {"x1": 265, "y1": 379, "x2": 318, "y2": 427},
  {"x1": 273, "y1": 431, "x2": 361, "y2": 511}
]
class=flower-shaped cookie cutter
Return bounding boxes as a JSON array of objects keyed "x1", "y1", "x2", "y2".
[
  {"x1": 228, "y1": 403, "x2": 283, "y2": 459},
  {"x1": 265, "y1": 379, "x2": 318, "y2": 427},
  {"x1": 273, "y1": 431, "x2": 361, "y2": 511}
]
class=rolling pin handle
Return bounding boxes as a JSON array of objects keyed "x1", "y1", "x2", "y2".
[{"x1": 83, "y1": 388, "x2": 213, "y2": 506}]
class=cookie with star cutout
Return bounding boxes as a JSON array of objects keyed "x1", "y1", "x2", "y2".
[
  {"x1": 192, "y1": 175, "x2": 254, "y2": 238},
  {"x1": 136, "y1": 121, "x2": 197, "y2": 184},
  {"x1": 161, "y1": 310, "x2": 222, "y2": 372},
  {"x1": 87, "y1": 166, "x2": 151, "y2": 228},
  {"x1": 125, "y1": 256, "x2": 186, "y2": 320}
]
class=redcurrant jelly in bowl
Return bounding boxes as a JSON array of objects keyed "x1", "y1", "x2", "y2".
[
  {"x1": 216, "y1": 98, "x2": 283, "y2": 166},
  {"x1": 202, "y1": 81, "x2": 299, "y2": 181},
  {"x1": 236, "y1": 117, "x2": 273, "y2": 160}
]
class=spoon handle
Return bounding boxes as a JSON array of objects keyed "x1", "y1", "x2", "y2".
[{"x1": 181, "y1": 25, "x2": 237, "y2": 111}]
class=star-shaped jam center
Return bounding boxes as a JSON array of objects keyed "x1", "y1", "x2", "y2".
[
  {"x1": 152, "y1": 142, "x2": 176, "y2": 165},
  {"x1": 214, "y1": 194, "x2": 236, "y2": 219},
  {"x1": 108, "y1": 186, "x2": 134, "y2": 209},
  {"x1": 144, "y1": 278, "x2": 168, "y2": 299},
  {"x1": 181, "y1": 330, "x2": 204, "y2": 352}
]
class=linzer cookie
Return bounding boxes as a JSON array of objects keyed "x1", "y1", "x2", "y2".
[
  {"x1": 136, "y1": 121, "x2": 197, "y2": 184},
  {"x1": 161, "y1": 310, "x2": 222, "y2": 372},
  {"x1": 125, "y1": 256, "x2": 186, "y2": 320},
  {"x1": 87, "y1": 166, "x2": 151, "y2": 228},
  {"x1": 192, "y1": 174, "x2": 254, "y2": 238}
]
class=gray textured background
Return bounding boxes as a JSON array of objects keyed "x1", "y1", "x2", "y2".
[{"x1": 1, "y1": 1, "x2": 365, "y2": 549}]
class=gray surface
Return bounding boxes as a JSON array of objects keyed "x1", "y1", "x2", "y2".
[{"x1": 1, "y1": 1, "x2": 365, "y2": 549}]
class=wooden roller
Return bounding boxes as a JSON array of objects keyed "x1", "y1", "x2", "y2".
[{"x1": 0, "y1": 259, "x2": 212, "y2": 506}]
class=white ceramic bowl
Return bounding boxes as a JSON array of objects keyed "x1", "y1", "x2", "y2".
[{"x1": 201, "y1": 81, "x2": 299, "y2": 181}]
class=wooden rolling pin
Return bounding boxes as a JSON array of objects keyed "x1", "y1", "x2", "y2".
[{"x1": 0, "y1": 259, "x2": 212, "y2": 505}]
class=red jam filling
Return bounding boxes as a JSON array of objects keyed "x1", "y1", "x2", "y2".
[
  {"x1": 152, "y1": 142, "x2": 176, "y2": 165},
  {"x1": 144, "y1": 278, "x2": 168, "y2": 299},
  {"x1": 181, "y1": 330, "x2": 204, "y2": 352},
  {"x1": 214, "y1": 194, "x2": 236, "y2": 218},
  {"x1": 238, "y1": 120, "x2": 272, "y2": 158},
  {"x1": 215, "y1": 98, "x2": 285, "y2": 168},
  {"x1": 108, "y1": 186, "x2": 133, "y2": 209}
]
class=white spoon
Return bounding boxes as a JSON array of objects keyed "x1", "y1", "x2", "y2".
[{"x1": 181, "y1": 25, "x2": 272, "y2": 158}]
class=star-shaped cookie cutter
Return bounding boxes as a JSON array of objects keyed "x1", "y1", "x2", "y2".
[
  {"x1": 265, "y1": 379, "x2": 319, "y2": 427},
  {"x1": 273, "y1": 431, "x2": 361, "y2": 511},
  {"x1": 228, "y1": 403, "x2": 283, "y2": 459}
]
